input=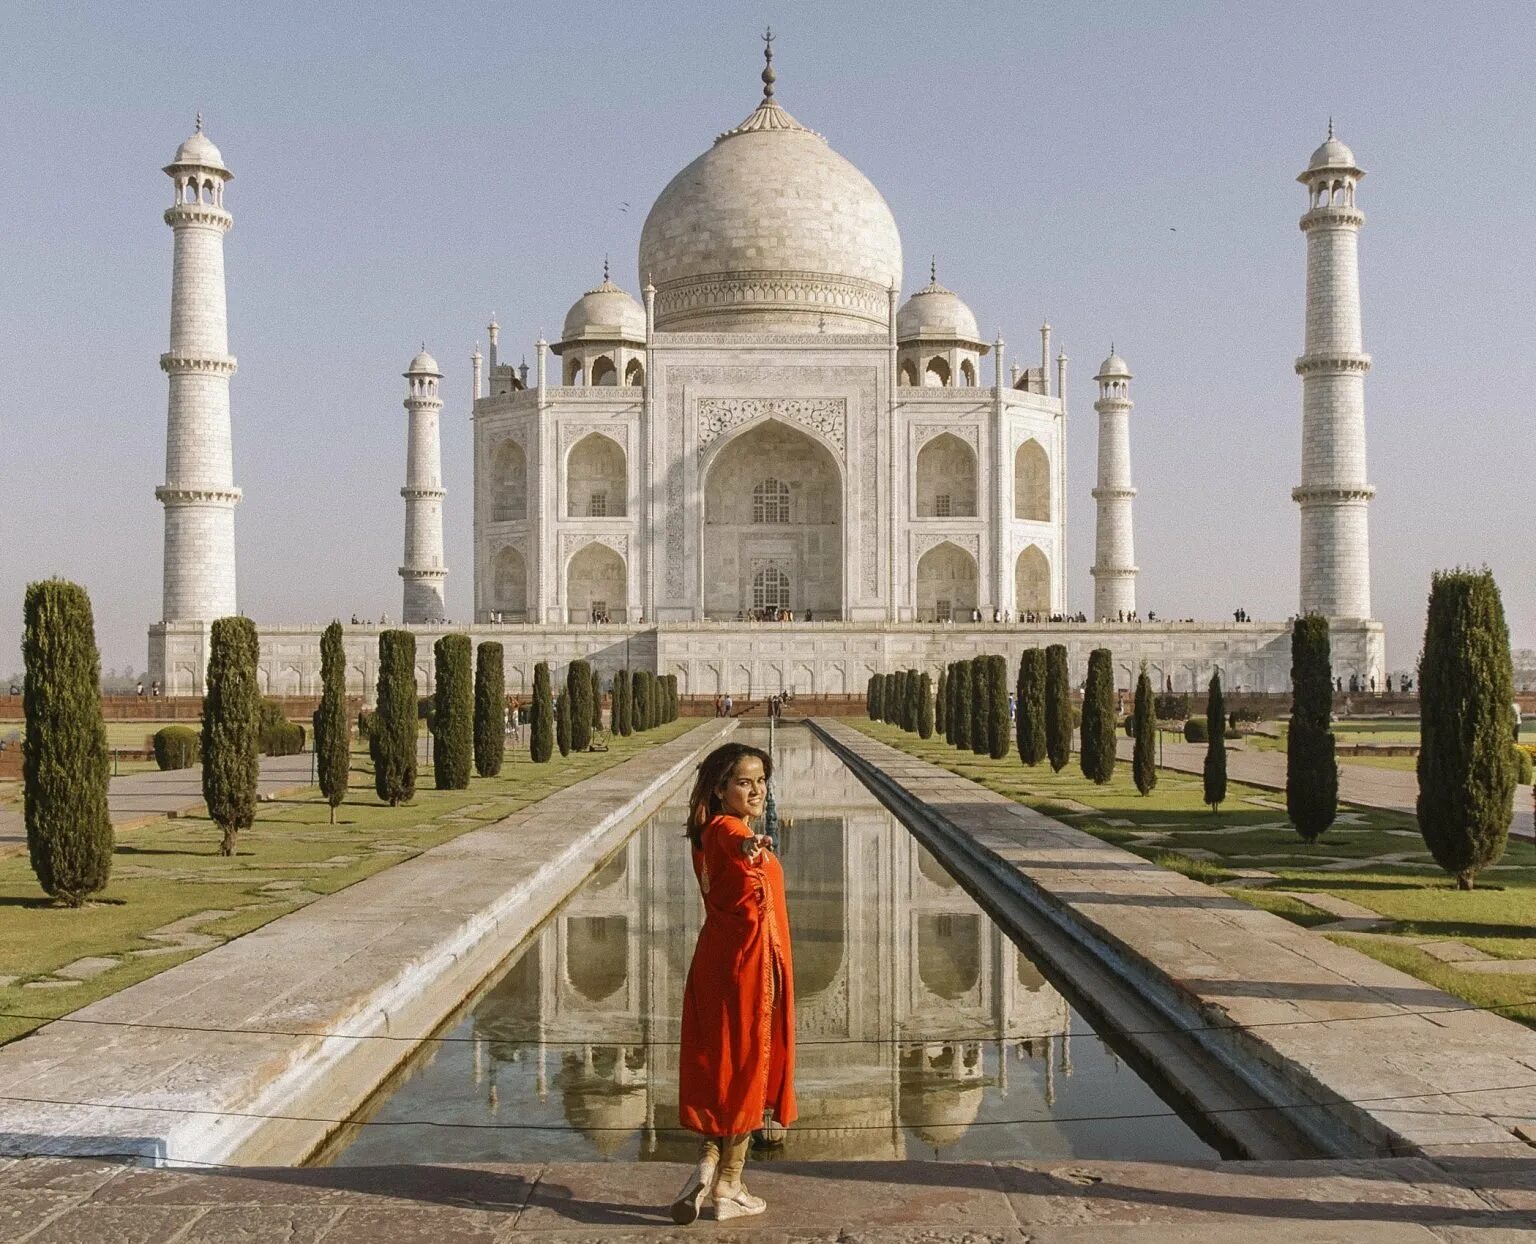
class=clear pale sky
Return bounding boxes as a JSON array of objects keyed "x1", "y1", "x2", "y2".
[{"x1": 2, "y1": 0, "x2": 1531, "y2": 677}]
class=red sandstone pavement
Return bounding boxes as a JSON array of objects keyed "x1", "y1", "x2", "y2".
[{"x1": 0, "y1": 1155, "x2": 1532, "y2": 1240}]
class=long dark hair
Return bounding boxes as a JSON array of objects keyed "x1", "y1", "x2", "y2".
[{"x1": 685, "y1": 742, "x2": 773, "y2": 849}]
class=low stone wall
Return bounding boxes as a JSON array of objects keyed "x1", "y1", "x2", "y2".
[{"x1": 0, "y1": 719, "x2": 735, "y2": 1167}]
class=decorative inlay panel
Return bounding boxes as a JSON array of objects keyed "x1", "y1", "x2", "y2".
[
  {"x1": 912, "y1": 531, "x2": 980, "y2": 562},
  {"x1": 560, "y1": 531, "x2": 630, "y2": 567},
  {"x1": 560, "y1": 421, "x2": 629, "y2": 454},
  {"x1": 912, "y1": 423, "x2": 979, "y2": 453},
  {"x1": 696, "y1": 397, "x2": 847, "y2": 456}
]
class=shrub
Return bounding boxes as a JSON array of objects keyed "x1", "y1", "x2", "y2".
[
  {"x1": 1204, "y1": 670, "x2": 1227, "y2": 812},
  {"x1": 1287, "y1": 616, "x2": 1338, "y2": 843},
  {"x1": 316, "y1": 621, "x2": 350, "y2": 820},
  {"x1": 1154, "y1": 692, "x2": 1190, "y2": 721},
  {"x1": 986, "y1": 655, "x2": 1009, "y2": 759},
  {"x1": 1133, "y1": 667, "x2": 1157, "y2": 796},
  {"x1": 22, "y1": 579, "x2": 112, "y2": 904},
  {"x1": 373, "y1": 630, "x2": 418, "y2": 806},
  {"x1": 934, "y1": 667, "x2": 948, "y2": 737},
  {"x1": 969, "y1": 656, "x2": 988, "y2": 756},
  {"x1": 1044, "y1": 644, "x2": 1072, "y2": 772},
  {"x1": 1079, "y1": 648, "x2": 1116, "y2": 784},
  {"x1": 474, "y1": 642, "x2": 505, "y2": 778},
  {"x1": 952, "y1": 660, "x2": 972, "y2": 750},
  {"x1": 555, "y1": 688, "x2": 571, "y2": 757},
  {"x1": 153, "y1": 725, "x2": 201, "y2": 771},
  {"x1": 918, "y1": 672, "x2": 934, "y2": 739},
  {"x1": 1016, "y1": 649, "x2": 1047, "y2": 766},
  {"x1": 416, "y1": 695, "x2": 437, "y2": 733},
  {"x1": 204, "y1": 616, "x2": 261, "y2": 855},
  {"x1": 432, "y1": 635, "x2": 473, "y2": 790},
  {"x1": 530, "y1": 662, "x2": 554, "y2": 762},
  {"x1": 1514, "y1": 746, "x2": 1534, "y2": 786},
  {"x1": 1417, "y1": 569, "x2": 1516, "y2": 889},
  {"x1": 567, "y1": 660, "x2": 593, "y2": 752},
  {"x1": 1183, "y1": 717, "x2": 1209, "y2": 743},
  {"x1": 262, "y1": 719, "x2": 305, "y2": 757}
]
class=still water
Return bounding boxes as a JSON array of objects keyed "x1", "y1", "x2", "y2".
[{"x1": 315, "y1": 727, "x2": 1222, "y2": 1165}]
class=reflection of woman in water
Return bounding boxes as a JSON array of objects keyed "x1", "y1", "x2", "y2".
[{"x1": 670, "y1": 742, "x2": 796, "y2": 1224}]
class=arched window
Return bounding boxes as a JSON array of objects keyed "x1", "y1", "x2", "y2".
[
  {"x1": 590, "y1": 356, "x2": 617, "y2": 386},
  {"x1": 915, "y1": 433, "x2": 978, "y2": 517},
  {"x1": 959, "y1": 358, "x2": 977, "y2": 387},
  {"x1": 492, "y1": 546, "x2": 527, "y2": 619},
  {"x1": 492, "y1": 440, "x2": 527, "y2": 521},
  {"x1": 752, "y1": 477, "x2": 790, "y2": 524},
  {"x1": 924, "y1": 356, "x2": 951, "y2": 387},
  {"x1": 564, "y1": 356, "x2": 584, "y2": 385},
  {"x1": 567, "y1": 433, "x2": 626, "y2": 518},
  {"x1": 753, "y1": 565, "x2": 790, "y2": 610},
  {"x1": 1014, "y1": 439, "x2": 1050, "y2": 522},
  {"x1": 624, "y1": 358, "x2": 644, "y2": 386},
  {"x1": 898, "y1": 359, "x2": 919, "y2": 387}
]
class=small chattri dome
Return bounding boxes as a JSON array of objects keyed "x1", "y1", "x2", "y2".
[
  {"x1": 406, "y1": 347, "x2": 440, "y2": 375},
  {"x1": 1306, "y1": 121, "x2": 1359, "y2": 174},
  {"x1": 898, "y1": 272, "x2": 980, "y2": 342},
  {"x1": 1096, "y1": 349, "x2": 1131, "y2": 380},
  {"x1": 169, "y1": 117, "x2": 228, "y2": 173},
  {"x1": 561, "y1": 275, "x2": 646, "y2": 342}
]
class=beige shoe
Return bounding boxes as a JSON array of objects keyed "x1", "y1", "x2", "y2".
[
  {"x1": 713, "y1": 1184, "x2": 768, "y2": 1220},
  {"x1": 669, "y1": 1159, "x2": 716, "y2": 1225}
]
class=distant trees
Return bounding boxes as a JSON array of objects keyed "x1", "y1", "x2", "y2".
[
  {"x1": 373, "y1": 630, "x2": 418, "y2": 806},
  {"x1": 1286, "y1": 616, "x2": 1337, "y2": 842},
  {"x1": 568, "y1": 659, "x2": 593, "y2": 753},
  {"x1": 1044, "y1": 644, "x2": 1072, "y2": 772},
  {"x1": 530, "y1": 661, "x2": 554, "y2": 763},
  {"x1": 316, "y1": 621, "x2": 350, "y2": 819},
  {"x1": 1203, "y1": 670, "x2": 1227, "y2": 812},
  {"x1": 918, "y1": 672, "x2": 934, "y2": 739},
  {"x1": 985, "y1": 655, "x2": 1009, "y2": 759},
  {"x1": 1016, "y1": 649, "x2": 1047, "y2": 766},
  {"x1": 204, "y1": 616, "x2": 262, "y2": 854},
  {"x1": 1080, "y1": 648, "x2": 1116, "y2": 784},
  {"x1": 474, "y1": 642, "x2": 505, "y2": 778},
  {"x1": 1133, "y1": 665, "x2": 1157, "y2": 796},
  {"x1": 1417, "y1": 569, "x2": 1517, "y2": 889},
  {"x1": 22, "y1": 579, "x2": 111, "y2": 903},
  {"x1": 432, "y1": 635, "x2": 473, "y2": 790}
]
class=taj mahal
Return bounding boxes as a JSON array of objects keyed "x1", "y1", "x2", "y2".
[{"x1": 147, "y1": 40, "x2": 1385, "y2": 699}]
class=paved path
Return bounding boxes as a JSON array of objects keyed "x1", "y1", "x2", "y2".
[
  {"x1": 0, "y1": 1154, "x2": 1529, "y2": 1240},
  {"x1": 1118, "y1": 736, "x2": 1535, "y2": 843}
]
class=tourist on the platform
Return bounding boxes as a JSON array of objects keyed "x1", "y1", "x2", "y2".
[
  {"x1": 151, "y1": 680, "x2": 160, "y2": 697},
  {"x1": 713, "y1": 695, "x2": 723, "y2": 718},
  {"x1": 136, "y1": 680, "x2": 144, "y2": 697},
  {"x1": 723, "y1": 693, "x2": 734, "y2": 716},
  {"x1": 671, "y1": 743, "x2": 796, "y2": 1225}
]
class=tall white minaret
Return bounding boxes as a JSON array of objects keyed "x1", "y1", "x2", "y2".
[
  {"x1": 1294, "y1": 124, "x2": 1373, "y2": 618},
  {"x1": 157, "y1": 117, "x2": 240, "y2": 624},
  {"x1": 400, "y1": 348, "x2": 447, "y2": 623},
  {"x1": 1091, "y1": 348, "x2": 1137, "y2": 620}
]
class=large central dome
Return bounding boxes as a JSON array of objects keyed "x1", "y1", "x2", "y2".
[{"x1": 639, "y1": 76, "x2": 903, "y2": 333}]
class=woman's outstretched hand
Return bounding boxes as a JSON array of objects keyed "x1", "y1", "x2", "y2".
[{"x1": 741, "y1": 834, "x2": 775, "y2": 859}]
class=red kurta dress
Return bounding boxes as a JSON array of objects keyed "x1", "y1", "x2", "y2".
[{"x1": 678, "y1": 813, "x2": 797, "y2": 1137}]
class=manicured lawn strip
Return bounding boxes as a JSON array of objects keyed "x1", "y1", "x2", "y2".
[
  {"x1": 851, "y1": 719, "x2": 1536, "y2": 1030},
  {"x1": 0, "y1": 721, "x2": 693, "y2": 1045}
]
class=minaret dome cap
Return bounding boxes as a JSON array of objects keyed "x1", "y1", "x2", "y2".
[
  {"x1": 1095, "y1": 350, "x2": 1131, "y2": 380},
  {"x1": 897, "y1": 268, "x2": 980, "y2": 342},
  {"x1": 406, "y1": 347, "x2": 441, "y2": 376},
  {"x1": 1301, "y1": 127, "x2": 1363, "y2": 181},
  {"x1": 166, "y1": 118, "x2": 230, "y2": 175}
]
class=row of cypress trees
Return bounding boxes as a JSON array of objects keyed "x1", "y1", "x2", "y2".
[
  {"x1": 528, "y1": 662, "x2": 677, "y2": 762},
  {"x1": 866, "y1": 669, "x2": 934, "y2": 739}
]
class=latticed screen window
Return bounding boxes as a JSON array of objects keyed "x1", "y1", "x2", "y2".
[
  {"x1": 588, "y1": 490, "x2": 607, "y2": 517},
  {"x1": 753, "y1": 566, "x2": 790, "y2": 610},
  {"x1": 752, "y1": 478, "x2": 790, "y2": 524},
  {"x1": 936, "y1": 599, "x2": 952, "y2": 623},
  {"x1": 935, "y1": 493, "x2": 952, "y2": 517}
]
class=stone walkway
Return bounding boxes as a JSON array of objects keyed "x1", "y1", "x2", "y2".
[
  {"x1": 1, "y1": 1154, "x2": 1531, "y2": 1240},
  {"x1": 819, "y1": 720, "x2": 1536, "y2": 1160},
  {"x1": 1119, "y1": 736, "x2": 1536, "y2": 843},
  {"x1": 0, "y1": 722, "x2": 733, "y2": 1168}
]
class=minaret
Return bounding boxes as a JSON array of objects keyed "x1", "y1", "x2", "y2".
[
  {"x1": 400, "y1": 347, "x2": 447, "y2": 623},
  {"x1": 1294, "y1": 124, "x2": 1373, "y2": 618},
  {"x1": 1091, "y1": 348, "x2": 1137, "y2": 620},
  {"x1": 157, "y1": 117, "x2": 240, "y2": 625}
]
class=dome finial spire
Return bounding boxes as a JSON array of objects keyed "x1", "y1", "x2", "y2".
[
  {"x1": 761, "y1": 27, "x2": 776, "y2": 99},
  {"x1": 603, "y1": 253, "x2": 609, "y2": 282},
  {"x1": 195, "y1": 111, "x2": 203, "y2": 133},
  {"x1": 930, "y1": 255, "x2": 937, "y2": 285},
  {"x1": 1327, "y1": 115, "x2": 1334, "y2": 139}
]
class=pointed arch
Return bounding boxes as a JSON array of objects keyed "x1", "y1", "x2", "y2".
[
  {"x1": 492, "y1": 439, "x2": 527, "y2": 521},
  {"x1": 915, "y1": 540, "x2": 978, "y2": 622},
  {"x1": 959, "y1": 358, "x2": 977, "y2": 387},
  {"x1": 915, "y1": 433, "x2": 978, "y2": 517},
  {"x1": 924, "y1": 356, "x2": 951, "y2": 387},
  {"x1": 567, "y1": 432, "x2": 626, "y2": 517},
  {"x1": 1015, "y1": 545, "x2": 1050, "y2": 615},
  {"x1": 590, "y1": 355, "x2": 617, "y2": 386},
  {"x1": 1014, "y1": 438, "x2": 1050, "y2": 521},
  {"x1": 566, "y1": 541, "x2": 626, "y2": 622},
  {"x1": 898, "y1": 359, "x2": 919, "y2": 387},
  {"x1": 564, "y1": 356, "x2": 584, "y2": 385},
  {"x1": 624, "y1": 358, "x2": 644, "y2": 386},
  {"x1": 492, "y1": 546, "x2": 527, "y2": 619}
]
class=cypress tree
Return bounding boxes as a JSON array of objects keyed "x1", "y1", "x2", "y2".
[
  {"x1": 1417, "y1": 569, "x2": 1517, "y2": 889},
  {"x1": 555, "y1": 688, "x2": 571, "y2": 756},
  {"x1": 613, "y1": 667, "x2": 630, "y2": 737},
  {"x1": 1044, "y1": 644, "x2": 1072, "y2": 772},
  {"x1": 204, "y1": 615, "x2": 262, "y2": 853},
  {"x1": 1016, "y1": 648, "x2": 1048, "y2": 766},
  {"x1": 918, "y1": 672, "x2": 934, "y2": 739},
  {"x1": 474, "y1": 642, "x2": 505, "y2": 778},
  {"x1": 590, "y1": 664, "x2": 604, "y2": 733},
  {"x1": 432, "y1": 634, "x2": 473, "y2": 790},
  {"x1": 986, "y1": 654, "x2": 1009, "y2": 759},
  {"x1": 665, "y1": 674, "x2": 679, "y2": 722},
  {"x1": 934, "y1": 666, "x2": 948, "y2": 737},
  {"x1": 866, "y1": 674, "x2": 879, "y2": 720},
  {"x1": 1286, "y1": 616, "x2": 1338, "y2": 842},
  {"x1": 21, "y1": 579, "x2": 111, "y2": 904},
  {"x1": 904, "y1": 670, "x2": 920, "y2": 733},
  {"x1": 316, "y1": 621, "x2": 350, "y2": 819},
  {"x1": 530, "y1": 661, "x2": 555, "y2": 762},
  {"x1": 568, "y1": 659, "x2": 593, "y2": 752},
  {"x1": 645, "y1": 671, "x2": 659, "y2": 729},
  {"x1": 969, "y1": 655, "x2": 988, "y2": 755},
  {"x1": 632, "y1": 669, "x2": 648, "y2": 732},
  {"x1": 952, "y1": 660, "x2": 972, "y2": 750},
  {"x1": 1133, "y1": 665, "x2": 1157, "y2": 796},
  {"x1": 373, "y1": 630, "x2": 418, "y2": 805},
  {"x1": 1080, "y1": 648, "x2": 1117, "y2": 784},
  {"x1": 1203, "y1": 670, "x2": 1227, "y2": 811}
]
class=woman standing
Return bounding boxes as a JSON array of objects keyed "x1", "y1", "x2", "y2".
[{"x1": 670, "y1": 742, "x2": 796, "y2": 1224}]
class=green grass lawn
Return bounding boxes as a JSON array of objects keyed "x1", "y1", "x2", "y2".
[
  {"x1": 852, "y1": 720, "x2": 1536, "y2": 1030},
  {"x1": 0, "y1": 720, "x2": 694, "y2": 1045}
]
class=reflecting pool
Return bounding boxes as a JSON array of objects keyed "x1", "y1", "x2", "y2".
[{"x1": 315, "y1": 727, "x2": 1222, "y2": 1165}]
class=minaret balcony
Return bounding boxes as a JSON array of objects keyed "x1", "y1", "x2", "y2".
[
  {"x1": 1299, "y1": 205, "x2": 1365, "y2": 231},
  {"x1": 1291, "y1": 484, "x2": 1376, "y2": 504},
  {"x1": 160, "y1": 352, "x2": 237, "y2": 376},
  {"x1": 155, "y1": 485, "x2": 242, "y2": 505},
  {"x1": 398, "y1": 566, "x2": 448, "y2": 580},
  {"x1": 1294, "y1": 353, "x2": 1371, "y2": 376},
  {"x1": 163, "y1": 203, "x2": 233, "y2": 231},
  {"x1": 400, "y1": 486, "x2": 446, "y2": 501},
  {"x1": 1090, "y1": 486, "x2": 1137, "y2": 501}
]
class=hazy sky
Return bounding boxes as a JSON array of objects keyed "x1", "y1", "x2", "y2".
[{"x1": 2, "y1": 0, "x2": 1531, "y2": 676}]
